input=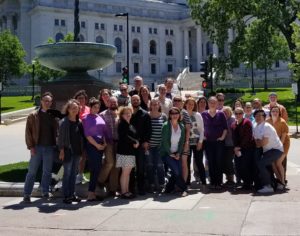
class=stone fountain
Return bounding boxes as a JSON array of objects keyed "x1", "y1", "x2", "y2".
[{"x1": 34, "y1": 0, "x2": 116, "y2": 109}]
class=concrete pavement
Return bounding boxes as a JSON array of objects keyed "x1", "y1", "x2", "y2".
[{"x1": 1, "y1": 121, "x2": 300, "y2": 235}]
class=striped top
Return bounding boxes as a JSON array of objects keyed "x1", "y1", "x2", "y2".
[{"x1": 149, "y1": 114, "x2": 167, "y2": 147}]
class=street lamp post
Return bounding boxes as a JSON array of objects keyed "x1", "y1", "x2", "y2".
[
  {"x1": 115, "y1": 12, "x2": 129, "y2": 85},
  {"x1": 184, "y1": 55, "x2": 189, "y2": 68},
  {"x1": 31, "y1": 60, "x2": 36, "y2": 101},
  {"x1": 251, "y1": 61, "x2": 255, "y2": 95}
]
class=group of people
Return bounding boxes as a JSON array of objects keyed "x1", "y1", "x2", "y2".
[{"x1": 23, "y1": 75, "x2": 290, "y2": 204}]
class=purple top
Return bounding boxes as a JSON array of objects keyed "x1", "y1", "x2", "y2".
[
  {"x1": 82, "y1": 113, "x2": 111, "y2": 143},
  {"x1": 202, "y1": 110, "x2": 227, "y2": 141}
]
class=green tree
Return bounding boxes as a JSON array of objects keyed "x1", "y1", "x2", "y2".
[
  {"x1": 188, "y1": 0, "x2": 300, "y2": 95},
  {"x1": 0, "y1": 30, "x2": 26, "y2": 85},
  {"x1": 231, "y1": 20, "x2": 290, "y2": 89}
]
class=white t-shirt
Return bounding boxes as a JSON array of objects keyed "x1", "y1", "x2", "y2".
[
  {"x1": 253, "y1": 122, "x2": 283, "y2": 153},
  {"x1": 170, "y1": 125, "x2": 182, "y2": 153}
]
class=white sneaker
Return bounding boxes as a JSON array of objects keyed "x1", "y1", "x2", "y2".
[
  {"x1": 258, "y1": 185, "x2": 274, "y2": 193},
  {"x1": 181, "y1": 191, "x2": 188, "y2": 197},
  {"x1": 76, "y1": 174, "x2": 83, "y2": 184}
]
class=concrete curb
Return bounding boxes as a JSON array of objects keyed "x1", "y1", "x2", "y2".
[{"x1": 1, "y1": 107, "x2": 36, "y2": 126}]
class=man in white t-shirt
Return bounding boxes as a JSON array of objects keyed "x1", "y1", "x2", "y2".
[{"x1": 253, "y1": 109, "x2": 283, "y2": 193}]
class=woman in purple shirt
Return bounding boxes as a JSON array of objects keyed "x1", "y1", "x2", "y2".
[
  {"x1": 202, "y1": 96, "x2": 228, "y2": 189},
  {"x1": 82, "y1": 97, "x2": 109, "y2": 201}
]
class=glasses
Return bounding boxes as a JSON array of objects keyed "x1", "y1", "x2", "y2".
[
  {"x1": 170, "y1": 112, "x2": 180, "y2": 115},
  {"x1": 120, "y1": 89, "x2": 127, "y2": 91},
  {"x1": 235, "y1": 112, "x2": 243, "y2": 115},
  {"x1": 218, "y1": 99, "x2": 224, "y2": 102},
  {"x1": 173, "y1": 99, "x2": 182, "y2": 102}
]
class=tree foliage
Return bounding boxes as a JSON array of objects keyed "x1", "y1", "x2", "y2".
[
  {"x1": 188, "y1": 0, "x2": 299, "y2": 74},
  {"x1": 0, "y1": 30, "x2": 27, "y2": 85}
]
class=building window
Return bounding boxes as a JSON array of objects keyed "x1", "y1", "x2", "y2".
[
  {"x1": 114, "y1": 37, "x2": 122, "y2": 53},
  {"x1": 167, "y1": 64, "x2": 173, "y2": 72},
  {"x1": 61, "y1": 20, "x2": 65, "y2": 27},
  {"x1": 137, "y1": 26, "x2": 141, "y2": 33},
  {"x1": 55, "y1": 32, "x2": 64, "y2": 42},
  {"x1": 165, "y1": 29, "x2": 168, "y2": 35},
  {"x1": 151, "y1": 63, "x2": 156, "y2": 74},
  {"x1": 114, "y1": 24, "x2": 118, "y2": 31},
  {"x1": 134, "y1": 63, "x2": 139, "y2": 74},
  {"x1": 132, "y1": 26, "x2": 135, "y2": 33},
  {"x1": 170, "y1": 29, "x2": 173, "y2": 36},
  {"x1": 81, "y1": 21, "x2": 86, "y2": 28},
  {"x1": 150, "y1": 40, "x2": 157, "y2": 55},
  {"x1": 119, "y1": 25, "x2": 123, "y2": 31},
  {"x1": 166, "y1": 41, "x2": 173, "y2": 56},
  {"x1": 275, "y1": 60, "x2": 280, "y2": 68},
  {"x1": 132, "y1": 39, "x2": 140, "y2": 54},
  {"x1": 149, "y1": 28, "x2": 152, "y2": 34},
  {"x1": 154, "y1": 28, "x2": 157, "y2": 34},
  {"x1": 54, "y1": 19, "x2": 59, "y2": 26},
  {"x1": 101, "y1": 23, "x2": 105, "y2": 30},
  {"x1": 188, "y1": 30, "x2": 191, "y2": 38},
  {"x1": 116, "y1": 62, "x2": 122, "y2": 73},
  {"x1": 96, "y1": 35, "x2": 104, "y2": 43},
  {"x1": 95, "y1": 23, "x2": 99, "y2": 30},
  {"x1": 206, "y1": 42, "x2": 213, "y2": 55},
  {"x1": 79, "y1": 34, "x2": 85, "y2": 42}
]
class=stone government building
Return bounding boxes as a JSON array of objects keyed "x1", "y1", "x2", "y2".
[{"x1": 0, "y1": 0, "x2": 292, "y2": 88}]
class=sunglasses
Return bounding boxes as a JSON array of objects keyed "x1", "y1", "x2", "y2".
[
  {"x1": 173, "y1": 99, "x2": 182, "y2": 102},
  {"x1": 235, "y1": 112, "x2": 243, "y2": 115},
  {"x1": 120, "y1": 89, "x2": 127, "y2": 91},
  {"x1": 170, "y1": 112, "x2": 180, "y2": 115}
]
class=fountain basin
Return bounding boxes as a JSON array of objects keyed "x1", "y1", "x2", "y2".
[{"x1": 34, "y1": 42, "x2": 117, "y2": 72}]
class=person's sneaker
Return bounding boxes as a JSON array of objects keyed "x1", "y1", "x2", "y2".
[
  {"x1": 22, "y1": 196, "x2": 31, "y2": 203},
  {"x1": 181, "y1": 191, "x2": 188, "y2": 197},
  {"x1": 277, "y1": 183, "x2": 285, "y2": 191},
  {"x1": 223, "y1": 180, "x2": 235, "y2": 187},
  {"x1": 54, "y1": 180, "x2": 62, "y2": 191},
  {"x1": 42, "y1": 192, "x2": 53, "y2": 200},
  {"x1": 63, "y1": 197, "x2": 72, "y2": 204},
  {"x1": 258, "y1": 185, "x2": 274, "y2": 193},
  {"x1": 70, "y1": 195, "x2": 82, "y2": 203},
  {"x1": 76, "y1": 174, "x2": 83, "y2": 184}
]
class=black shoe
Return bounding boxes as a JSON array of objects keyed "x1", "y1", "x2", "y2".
[
  {"x1": 70, "y1": 195, "x2": 82, "y2": 203},
  {"x1": 63, "y1": 198, "x2": 72, "y2": 204},
  {"x1": 42, "y1": 193, "x2": 53, "y2": 201},
  {"x1": 23, "y1": 196, "x2": 31, "y2": 203},
  {"x1": 138, "y1": 190, "x2": 146, "y2": 196}
]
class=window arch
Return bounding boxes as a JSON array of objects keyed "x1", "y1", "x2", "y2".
[
  {"x1": 96, "y1": 35, "x2": 104, "y2": 43},
  {"x1": 114, "y1": 37, "x2": 122, "y2": 53},
  {"x1": 79, "y1": 34, "x2": 85, "y2": 42},
  {"x1": 132, "y1": 38, "x2": 140, "y2": 54},
  {"x1": 166, "y1": 41, "x2": 173, "y2": 56},
  {"x1": 149, "y1": 40, "x2": 156, "y2": 55},
  {"x1": 55, "y1": 32, "x2": 64, "y2": 42}
]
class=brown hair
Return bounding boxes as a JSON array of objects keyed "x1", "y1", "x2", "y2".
[
  {"x1": 88, "y1": 97, "x2": 100, "y2": 108},
  {"x1": 270, "y1": 105, "x2": 282, "y2": 118},
  {"x1": 73, "y1": 90, "x2": 88, "y2": 101},
  {"x1": 183, "y1": 97, "x2": 197, "y2": 112},
  {"x1": 62, "y1": 99, "x2": 80, "y2": 121},
  {"x1": 149, "y1": 98, "x2": 161, "y2": 112},
  {"x1": 118, "y1": 106, "x2": 133, "y2": 122},
  {"x1": 168, "y1": 107, "x2": 182, "y2": 121}
]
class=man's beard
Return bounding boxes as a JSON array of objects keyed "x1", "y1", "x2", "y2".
[{"x1": 110, "y1": 106, "x2": 118, "y2": 111}]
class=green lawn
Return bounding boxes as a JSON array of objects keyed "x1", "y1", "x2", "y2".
[
  {"x1": 1, "y1": 96, "x2": 34, "y2": 113},
  {"x1": 237, "y1": 88, "x2": 299, "y2": 125},
  {"x1": 0, "y1": 161, "x2": 90, "y2": 182}
]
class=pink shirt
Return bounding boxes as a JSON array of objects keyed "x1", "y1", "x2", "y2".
[{"x1": 79, "y1": 106, "x2": 90, "y2": 120}]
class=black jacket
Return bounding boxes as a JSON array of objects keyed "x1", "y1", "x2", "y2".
[{"x1": 130, "y1": 107, "x2": 151, "y2": 143}]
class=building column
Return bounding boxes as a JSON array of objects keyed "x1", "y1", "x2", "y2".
[{"x1": 196, "y1": 27, "x2": 203, "y2": 71}]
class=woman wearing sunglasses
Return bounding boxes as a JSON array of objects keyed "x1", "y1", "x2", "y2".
[{"x1": 160, "y1": 107, "x2": 187, "y2": 197}]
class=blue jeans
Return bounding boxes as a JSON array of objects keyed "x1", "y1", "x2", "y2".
[
  {"x1": 257, "y1": 149, "x2": 283, "y2": 186},
  {"x1": 24, "y1": 145, "x2": 54, "y2": 196},
  {"x1": 146, "y1": 146, "x2": 165, "y2": 186},
  {"x1": 86, "y1": 142, "x2": 103, "y2": 192},
  {"x1": 62, "y1": 155, "x2": 80, "y2": 198},
  {"x1": 164, "y1": 155, "x2": 186, "y2": 192}
]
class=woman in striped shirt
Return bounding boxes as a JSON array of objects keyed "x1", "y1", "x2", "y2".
[{"x1": 146, "y1": 99, "x2": 167, "y2": 192}]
